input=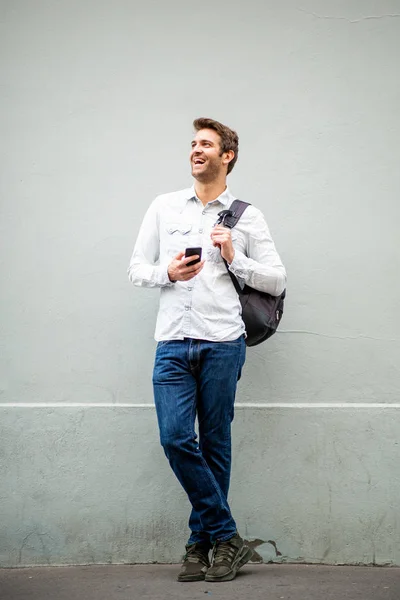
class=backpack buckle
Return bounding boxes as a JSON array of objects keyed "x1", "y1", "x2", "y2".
[{"x1": 216, "y1": 209, "x2": 235, "y2": 228}]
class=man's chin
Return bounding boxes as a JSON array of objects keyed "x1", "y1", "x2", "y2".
[{"x1": 192, "y1": 169, "x2": 214, "y2": 183}]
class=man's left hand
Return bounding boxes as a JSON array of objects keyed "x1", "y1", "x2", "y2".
[{"x1": 210, "y1": 225, "x2": 235, "y2": 264}]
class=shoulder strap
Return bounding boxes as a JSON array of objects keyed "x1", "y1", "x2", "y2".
[
  {"x1": 229, "y1": 199, "x2": 251, "y2": 223},
  {"x1": 217, "y1": 199, "x2": 251, "y2": 229},
  {"x1": 221, "y1": 200, "x2": 251, "y2": 293},
  {"x1": 220, "y1": 199, "x2": 251, "y2": 229}
]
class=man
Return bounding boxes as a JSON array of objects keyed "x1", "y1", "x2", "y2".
[{"x1": 128, "y1": 118, "x2": 286, "y2": 582}]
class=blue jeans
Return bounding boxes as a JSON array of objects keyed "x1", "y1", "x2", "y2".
[{"x1": 152, "y1": 336, "x2": 246, "y2": 546}]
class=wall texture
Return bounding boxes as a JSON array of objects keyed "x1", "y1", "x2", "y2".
[{"x1": 1, "y1": 0, "x2": 399, "y2": 566}]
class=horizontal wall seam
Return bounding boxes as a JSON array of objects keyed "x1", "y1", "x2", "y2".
[{"x1": 0, "y1": 403, "x2": 400, "y2": 409}]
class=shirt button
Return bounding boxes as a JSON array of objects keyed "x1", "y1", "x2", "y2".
[
  {"x1": 199, "y1": 228, "x2": 203, "y2": 233},
  {"x1": 202, "y1": 210, "x2": 206, "y2": 215},
  {"x1": 188, "y1": 287, "x2": 193, "y2": 291},
  {"x1": 185, "y1": 306, "x2": 190, "y2": 311}
]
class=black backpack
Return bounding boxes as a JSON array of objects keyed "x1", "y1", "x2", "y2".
[{"x1": 217, "y1": 200, "x2": 286, "y2": 347}]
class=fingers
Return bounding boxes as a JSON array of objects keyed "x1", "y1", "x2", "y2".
[
  {"x1": 212, "y1": 225, "x2": 228, "y2": 233},
  {"x1": 182, "y1": 260, "x2": 205, "y2": 280},
  {"x1": 210, "y1": 227, "x2": 231, "y2": 243},
  {"x1": 189, "y1": 259, "x2": 204, "y2": 273},
  {"x1": 175, "y1": 253, "x2": 203, "y2": 266},
  {"x1": 181, "y1": 259, "x2": 204, "y2": 275},
  {"x1": 169, "y1": 256, "x2": 205, "y2": 281},
  {"x1": 211, "y1": 234, "x2": 231, "y2": 246},
  {"x1": 181, "y1": 254, "x2": 200, "y2": 266},
  {"x1": 211, "y1": 231, "x2": 231, "y2": 240},
  {"x1": 210, "y1": 227, "x2": 234, "y2": 263}
]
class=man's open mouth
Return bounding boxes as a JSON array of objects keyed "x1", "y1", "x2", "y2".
[{"x1": 193, "y1": 158, "x2": 206, "y2": 165}]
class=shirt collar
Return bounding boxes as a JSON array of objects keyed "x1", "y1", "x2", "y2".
[{"x1": 184, "y1": 185, "x2": 235, "y2": 207}]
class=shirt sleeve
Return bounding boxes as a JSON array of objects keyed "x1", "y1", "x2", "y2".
[
  {"x1": 228, "y1": 209, "x2": 287, "y2": 296},
  {"x1": 127, "y1": 198, "x2": 174, "y2": 288}
]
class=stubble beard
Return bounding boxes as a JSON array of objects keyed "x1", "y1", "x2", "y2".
[{"x1": 192, "y1": 159, "x2": 222, "y2": 184}]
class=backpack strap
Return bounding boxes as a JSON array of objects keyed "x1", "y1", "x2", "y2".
[
  {"x1": 216, "y1": 199, "x2": 251, "y2": 229},
  {"x1": 229, "y1": 199, "x2": 251, "y2": 224},
  {"x1": 216, "y1": 199, "x2": 251, "y2": 293}
]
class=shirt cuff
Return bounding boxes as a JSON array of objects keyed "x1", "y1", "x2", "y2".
[{"x1": 160, "y1": 264, "x2": 175, "y2": 286}]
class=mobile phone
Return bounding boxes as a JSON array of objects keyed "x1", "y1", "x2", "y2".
[{"x1": 185, "y1": 247, "x2": 202, "y2": 266}]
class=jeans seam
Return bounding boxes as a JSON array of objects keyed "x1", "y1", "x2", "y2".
[
  {"x1": 199, "y1": 453, "x2": 231, "y2": 513},
  {"x1": 157, "y1": 340, "x2": 171, "y2": 348}
]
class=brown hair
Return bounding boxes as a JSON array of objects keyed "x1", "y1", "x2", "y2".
[{"x1": 193, "y1": 117, "x2": 239, "y2": 174}]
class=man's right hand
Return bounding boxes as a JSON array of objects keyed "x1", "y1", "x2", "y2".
[{"x1": 168, "y1": 252, "x2": 205, "y2": 282}]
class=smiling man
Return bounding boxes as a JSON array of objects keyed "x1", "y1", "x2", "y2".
[{"x1": 128, "y1": 118, "x2": 286, "y2": 582}]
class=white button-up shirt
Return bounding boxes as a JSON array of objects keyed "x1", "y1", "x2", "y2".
[{"x1": 128, "y1": 186, "x2": 286, "y2": 342}]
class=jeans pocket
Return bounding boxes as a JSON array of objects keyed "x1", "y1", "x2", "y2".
[{"x1": 157, "y1": 340, "x2": 171, "y2": 349}]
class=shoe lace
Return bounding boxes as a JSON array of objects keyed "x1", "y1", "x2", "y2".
[
  {"x1": 184, "y1": 545, "x2": 209, "y2": 565},
  {"x1": 212, "y1": 540, "x2": 237, "y2": 564}
]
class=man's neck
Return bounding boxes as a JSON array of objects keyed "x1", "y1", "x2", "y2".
[{"x1": 194, "y1": 178, "x2": 228, "y2": 206}]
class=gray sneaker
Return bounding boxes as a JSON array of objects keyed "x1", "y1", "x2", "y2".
[
  {"x1": 205, "y1": 533, "x2": 253, "y2": 582},
  {"x1": 177, "y1": 542, "x2": 211, "y2": 582}
]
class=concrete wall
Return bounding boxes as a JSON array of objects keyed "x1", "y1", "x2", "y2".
[{"x1": 1, "y1": 0, "x2": 399, "y2": 566}]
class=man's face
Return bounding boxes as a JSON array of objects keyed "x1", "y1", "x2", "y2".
[{"x1": 190, "y1": 128, "x2": 228, "y2": 182}]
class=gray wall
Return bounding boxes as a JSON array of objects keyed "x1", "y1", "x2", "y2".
[{"x1": 1, "y1": 0, "x2": 399, "y2": 566}]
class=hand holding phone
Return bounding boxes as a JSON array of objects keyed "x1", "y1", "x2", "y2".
[
  {"x1": 185, "y1": 247, "x2": 202, "y2": 266},
  {"x1": 168, "y1": 248, "x2": 204, "y2": 282}
]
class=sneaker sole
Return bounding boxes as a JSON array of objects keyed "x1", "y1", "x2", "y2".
[
  {"x1": 177, "y1": 572, "x2": 206, "y2": 582},
  {"x1": 204, "y1": 546, "x2": 254, "y2": 582}
]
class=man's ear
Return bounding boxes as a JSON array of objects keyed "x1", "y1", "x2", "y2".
[{"x1": 223, "y1": 150, "x2": 235, "y2": 166}]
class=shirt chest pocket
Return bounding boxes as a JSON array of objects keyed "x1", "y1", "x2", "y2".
[
  {"x1": 166, "y1": 222, "x2": 193, "y2": 235},
  {"x1": 163, "y1": 221, "x2": 194, "y2": 256}
]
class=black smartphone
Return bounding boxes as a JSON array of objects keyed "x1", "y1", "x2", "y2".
[{"x1": 185, "y1": 247, "x2": 202, "y2": 266}]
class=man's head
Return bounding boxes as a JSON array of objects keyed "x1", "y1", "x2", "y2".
[{"x1": 190, "y1": 118, "x2": 239, "y2": 182}]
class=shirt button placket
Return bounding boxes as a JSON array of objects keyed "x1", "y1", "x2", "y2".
[
  {"x1": 182, "y1": 282, "x2": 193, "y2": 335},
  {"x1": 183, "y1": 203, "x2": 203, "y2": 337},
  {"x1": 199, "y1": 205, "x2": 206, "y2": 236},
  {"x1": 182, "y1": 304, "x2": 191, "y2": 335}
]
